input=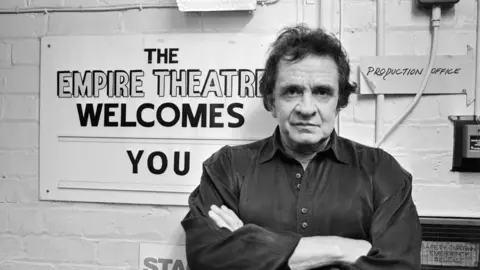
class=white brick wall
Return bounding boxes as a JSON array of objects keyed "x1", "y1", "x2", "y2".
[
  {"x1": 0, "y1": 0, "x2": 479, "y2": 269},
  {"x1": 12, "y1": 39, "x2": 40, "y2": 65}
]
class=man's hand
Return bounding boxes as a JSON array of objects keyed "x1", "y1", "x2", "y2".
[
  {"x1": 288, "y1": 236, "x2": 372, "y2": 270},
  {"x1": 208, "y1": 205, "x2": 244, "y2": 232},
  {"x1": 337, "y1": 237, "x2": 372, "y2": 264}
]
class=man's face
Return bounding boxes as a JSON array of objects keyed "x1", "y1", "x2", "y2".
[{"x1": 270, "y1": 54, "x2": 339, "y2": 150}]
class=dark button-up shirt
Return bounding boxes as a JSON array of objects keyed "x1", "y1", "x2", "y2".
[{"x1": 181, "y1": 127, "x2": 422, "y2": 270}]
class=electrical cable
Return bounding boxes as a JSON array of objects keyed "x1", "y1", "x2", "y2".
[
  {"x1": 336, "y1": 0, "x2": 344, "y2": 136},
  {"x1": 258, "y1": 0, "x2": 280, "y2": 6},
  {"x1": 374, "y1": 5, "x2": 441, "y2": 148},
  {"x1": 0, "y1": 3, "x2": 177, "y2": 14},
  {"x1": 375, "y1": 0, "x2": 385, "y2": 143},
  {"x1": 0, "y1": 0, "x2": 279, "y2": 14},
  {"x1": 475, "y1": 0, "x2": 480, "y2": 122}
]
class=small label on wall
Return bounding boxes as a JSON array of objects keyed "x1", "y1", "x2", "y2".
[
  {"x1": 470, "y1": 135, "x2": 480, "y2": 151},
  {"x1": 359, "y1": 49, "x2": 475, "y2": 106},
  {"x1": 421, "y1": 241, "x2": 480, "y2": 267}
]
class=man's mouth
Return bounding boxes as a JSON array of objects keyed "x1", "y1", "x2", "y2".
[{"x1": 292, "y1": 123, "x2": 318, "y2": 126}]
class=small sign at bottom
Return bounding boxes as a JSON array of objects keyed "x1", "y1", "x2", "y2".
[
  {"x1": 139, "y1": 243, "x2": 189, "y2": 270},
  {"x1": 421, "y1": 241, "x2": 480, "y2": 267}
]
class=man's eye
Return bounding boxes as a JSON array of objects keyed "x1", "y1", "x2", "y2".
[
  {"x1": 285, "y1": 88, "x2": 301, "y2": 96},
  {"x1": 314, "y1": 88, "x2": 331, "y2": 96}
]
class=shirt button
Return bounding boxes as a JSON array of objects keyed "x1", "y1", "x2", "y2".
[
  {"x1": 301, "y1": 208, "x2": 308, "y2": 214},
  {"x1": 295, "y1": 173, "x2": 302, "y2": 179},
  {"x1": 301, "y1": 222, "x2": 308, "y2": 229},
  {"x1": 296, "y1": 184, "x2": 301, "y2": 190}
]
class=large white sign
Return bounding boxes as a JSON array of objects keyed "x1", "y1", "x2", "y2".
[{"x1": 40, "y1": 34, "x2": 277, "y2": 205}]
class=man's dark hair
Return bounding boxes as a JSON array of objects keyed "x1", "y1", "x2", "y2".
[{"x1": 259, "y1": 24, "x2": 357, "y2": 111}]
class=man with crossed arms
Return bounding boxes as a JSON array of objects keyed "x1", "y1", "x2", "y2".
[{"x1": 181, "y1": 24, "x2": 422, "y2": 270}]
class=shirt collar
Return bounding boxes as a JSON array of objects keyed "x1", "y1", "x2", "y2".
[{"x1": 259, "y1": 126, "x2": 351, "y2": 165}]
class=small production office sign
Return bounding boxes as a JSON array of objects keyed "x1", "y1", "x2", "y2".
[{"x1": 39, "y1": 33, "x2": 277, "y2": 206}]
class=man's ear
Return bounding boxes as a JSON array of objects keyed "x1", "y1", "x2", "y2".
[
  {"x1": 267, "y1": 95, "x2": 276, "y2": 118},
  {"x1": 271, "y1": 107, "x2": 277, "y2": 118}
]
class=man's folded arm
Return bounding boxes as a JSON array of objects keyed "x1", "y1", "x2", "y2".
[
  {"x1": 181, "y1": 146, "x2": 302, "y2": 270},
  {"x1": 345, "y1": 152, "x2": 422, "y2": 270}
]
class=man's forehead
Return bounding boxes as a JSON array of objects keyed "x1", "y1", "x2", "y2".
[{"x1": 275, "y1": 55, "x2": 339, "y2": 87}]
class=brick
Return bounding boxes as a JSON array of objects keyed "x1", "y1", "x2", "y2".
[
  {"x1": 351, "y1": 95, "x2": 375, "y2": 124},
  {"x1": 2, "y1": 94, "x2": 39, "y2": 120},
  {"x1": 114, "y1": 208, "x2": 175, "y2": 240},
  {"x1": 338, "y1": 101, "x2": 354, "y2": 122},
  {"x1": 342, "y1": 1, "x2": 374, "y2": 29},
  {"x1": 434, "y1": 30, "x2": 474, "y2": 56},
  {"x1": 338, "y1": 122, "x2": 375, "y2": 147},
  {"x1": 96, "y1": 240, "x2": 138, "y2": 266},
  {"x1": 437, "y1": 94, "x2": 473, "y2": 118},
  {"x1": 201, "y1": 2, "x2": 297, "y2": 33},
  {"x1": 0, "y1": 0, "x2": 28, "y2": 9},
  {"x1": 0, "y1": 42, "x2": 12, "y2": 67},
  {"x1": 349, "y1": 62, "x2": 360, "y2": 84},
  {"x1": 0, "y1": 15, "x2": 47, "y2": 37},
  {"x1": 48, "y1": 12, "x2": 121, "y2": 35},
  {"x1": 459, "y1": 172, "x2": 480, "y2": 185},
  {"x1": 385, "y1": 31, "x2": 416, "y2": 55},
  {"x1": 412, "y1": 184, "x2": 480, "y2": 217},
  {"x1": 29, "y1": 0, "x2": 65, "y2": 6},
  {"x1": 56, "y1": 265, "x2": 128, "y2": 270},
  {"x1": 379, "y1": 124, "x2": 452, "y2": 152},
  {"x1": 303, "y1": 1, "x2": 320, "y2": 29},
  {"x1": 0, "y1": 95, "x2": 4, "y2": 119},
  {"x1": 0, "y1": 66, "x2": 40, "y2": 93},
  {"x1": 44, "y1": 208, "x2": 109, "y2": 237},
  {"x1": 0, "y1": 150, "x2": 38, "y2": 178},
  {"x1": 8, "y1": 207, "x2": 44, "y2": 234},
  {"x1": 12, "y1": 39, "x2": 40, "y2": 65},
  {"x1": 453, "y1": 0, "x2": 477, "y2": 25},
  {"x1": 24, "y1": 235, "x2": 95, "y2": 263},
  {"x1": 44, "y1": 207, "x2": 171, "y2": 240},
  {"x1": 0, "y1": 236, "x2": 22, "y2": 259},
  {"x1": 2, "y1": 262, "x2": 55, "y2": 270},
  {"x1": 0, "y1": 122, "x2": 39, "y2": 149},
  {"x1": 411, "y1": 30, "x2": 475, "y2": 56},
  {"x1": 159, "y1": 206, "x2": 189, "y2": 245},
  {"x1": 123, "y1": 8, "x2": 201, "y2": 33},
  {"x1": 386, "y1": 1, "x2": 429, "y2": 28},
  {"x1": 0, "y1": 206, "x2": 6, "y2": 232},
  {"x1": 352, "y1": 95, "x2": 441, "y2": 124},
  {"x1": 393, "y1": 152, "x2": 454, "y2": 183},
  {"x1": 342, "y1": 30, "x2": 376, "y2": 58},
  {"x1": 0, "y1": 178, "x2": 39, "y2": 203},
  {"x1": 43, "y1": 208, "x2": 84, "y2": 236}
]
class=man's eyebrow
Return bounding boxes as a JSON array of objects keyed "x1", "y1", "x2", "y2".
[
  {"x1": 278, "y1": 83, "x2": 305, "y2": 89},
  {"x1": 312, "y1": 84, "x2": 335, "y2": 90}
]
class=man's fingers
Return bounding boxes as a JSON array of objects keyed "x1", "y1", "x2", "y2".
[
  {"x1": 211, "y1": 205, "x2": 238, "y2": 228},
  {"x1": 211, "y1": 205, "x2": 242, "y2": 230},
  {"x1": 221, "y1": 205, "x2": 244, "y2": 227},
  {"x1": 208, "y1": 209, "x2": 233, "y2": 231}
]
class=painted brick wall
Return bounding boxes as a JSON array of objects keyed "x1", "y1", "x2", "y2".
[{"x1": 0, "y1": 0, "x2": 479, "y2": 269}]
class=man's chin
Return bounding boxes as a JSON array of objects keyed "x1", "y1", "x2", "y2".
[{"x1": 290, "y1": 135, "x2": 323, "y2": 146}]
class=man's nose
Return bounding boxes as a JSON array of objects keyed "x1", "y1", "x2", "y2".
[{"x1": 295, "y1": 92, "x2": 317, "y2": 116}]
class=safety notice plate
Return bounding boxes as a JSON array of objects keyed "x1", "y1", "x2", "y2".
[
  {"x1": 470, "y1": 135, "x2": 480, "y2": 151},
  {"x1": 421, "y1": 241, "x2": 480, "y2": 267}
]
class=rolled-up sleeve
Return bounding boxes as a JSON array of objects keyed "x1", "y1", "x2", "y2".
[
  {"x1": 345, "y1": 151, "x2": 422, "y2": 270},
  {"x1": 181, "y1": 145, "x2": 302, "y2": 270}
]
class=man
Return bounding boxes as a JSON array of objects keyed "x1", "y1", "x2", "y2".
[{"x1": 181, "y1": 24, "x2": 422, "y2": 270}]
